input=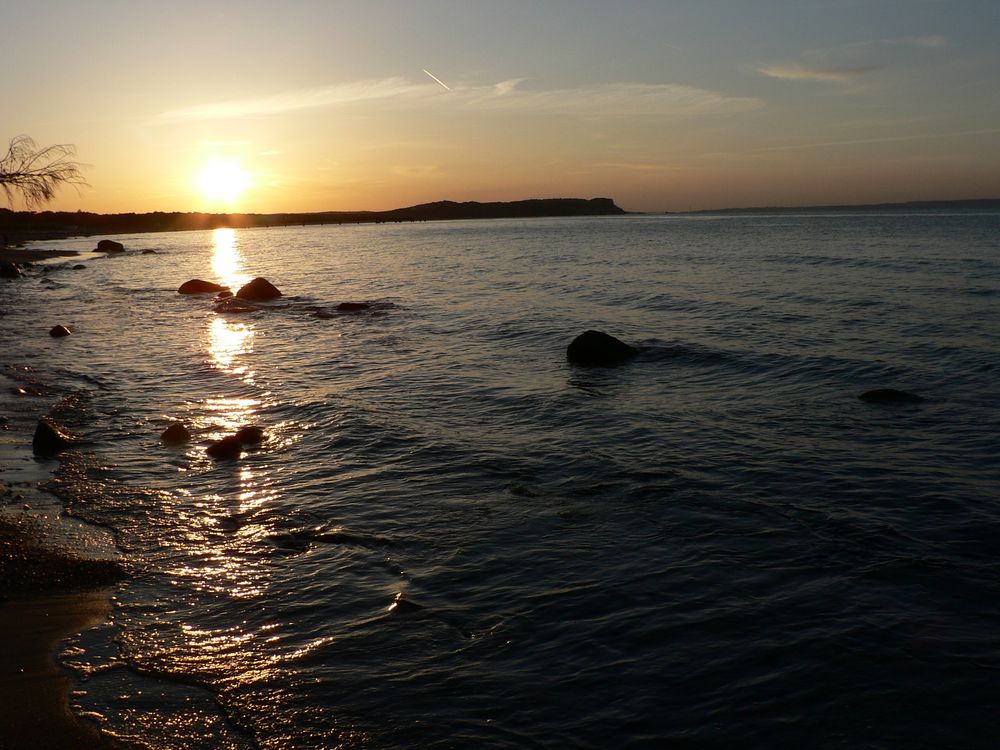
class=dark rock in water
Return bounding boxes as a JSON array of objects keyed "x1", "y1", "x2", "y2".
[
  {"x1": 337, "y1": 301, "x2": 370, "y2": 312},
  {"x1": 72, "y1": 264, "x2": 87, "y2": 270},
  {"x1": 566, "y1": 330, "x2": 638, "y2": 366},
  {"x1": 161, "y1": 423, "x2": 191, "y2": 444},
  {"x1": 49, "y1": 325, "x2": 72, "y2": 338},
  {"x1": 859, "y1": 388, "x2": 924, "y2": 404},
  {"x1": 216, "y1": 290, "x2": 234, "y2": 299},
  {"x1": 236, "y1": 277, "x2": 282, "y2": 301},
  {"x1": 388, "y1": 593, "x2": 423, "y2": 615},
  {"x1": 235, "y1": 425, "x2": 264, "y2": 444},
  {"x1": 141, "y1": 249, "x2": 158, "y2": 255},
  {"x1": 32, "y1": 417, "x2": 75, "y2": 456},
  {"x1": 0, "y1": 262, "x2": 22, "y2": 279},
  {"x1": 178, "y1": 279, "x2": 227, "y2": 294},
  {"x1": 96, "y1": 239, "x2": 124, "y2": 253},
  {"x1": 206, "y1": 435, "x2": 242, "y2": 460}
]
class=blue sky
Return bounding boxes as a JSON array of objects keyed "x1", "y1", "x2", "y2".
[{"x1": 4, "y1": 0, "x2": 998, "y2": 211}]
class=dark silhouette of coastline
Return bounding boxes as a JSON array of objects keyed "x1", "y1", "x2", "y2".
[
  {"x1": 1, "y1": 197, "x2": 625, "y2": 244},
  {"x1": 674, "y1": 198, "x2": 1000, "y2": 215}
]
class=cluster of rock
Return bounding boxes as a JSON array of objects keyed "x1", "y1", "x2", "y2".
[
  {"x1": 27, "y1": 255, "x2": 925, "y2": 473},
  {"x1": 178, "y1": 276, "x2": 283, "y2": 301},
  {"x1": 160, "y1": 421, "x2": 265, "y2": 460}
]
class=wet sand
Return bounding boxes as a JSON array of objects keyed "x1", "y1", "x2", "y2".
[{"x1": 0, "y1": 591, "x2": 130, "y2": 749}]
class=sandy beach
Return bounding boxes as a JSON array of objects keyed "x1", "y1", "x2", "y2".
[{"x1": 1, "y1": 255, "x2": 127, "y2": 750}]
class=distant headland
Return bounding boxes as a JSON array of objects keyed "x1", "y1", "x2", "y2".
[
  {"x1": 675, "y1": 198, "x2": 1000, "y2": 215},
  {"x1": 0, "y1": 197, "x2": 626, "y2": 243}
]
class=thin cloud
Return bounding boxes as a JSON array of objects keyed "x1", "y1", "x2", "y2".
[
  {"x1": 156, "y1": 78, "x2": 434, "y2": 123},
  {"x1": 470, "y1": 81, "x2": 761, "y2": 117},
  {"x1": 154, "y1": 77, "x2": 760, "y2": 123},
  {"x1": 885, "y1": 35, "x2": 947, "y2": 48},
  {"x1": 758, "y1": 64, "x2": 879, "y2": 83},
  {"x1": 757, "y1": 127, "x2": 1000, "y2": 152}
]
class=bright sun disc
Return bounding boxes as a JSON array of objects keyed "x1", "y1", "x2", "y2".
[{"x1": 197, "y1": 158, "x2": 250, "y2": 202}]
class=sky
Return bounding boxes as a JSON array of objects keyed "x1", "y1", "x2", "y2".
[{"x1": 4, "y1": 0, "x2": 999, "y2": 213}]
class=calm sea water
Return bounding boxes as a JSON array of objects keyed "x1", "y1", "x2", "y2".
[{"x1": 2, "y1": 213, "x2": 999, "y2": 748}]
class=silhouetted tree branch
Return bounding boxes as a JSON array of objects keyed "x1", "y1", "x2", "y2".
[{"x1": 0, "y1": 135, "x2": 87, "y2": 208}]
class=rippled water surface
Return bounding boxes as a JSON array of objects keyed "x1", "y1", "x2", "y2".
[{"x1": 3, "y1": 213, "x2": 1000, "y2": 748}]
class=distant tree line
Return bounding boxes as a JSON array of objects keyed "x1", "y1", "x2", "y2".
[{"x1": 1, "y1": 199, "x2": 627, "y2": 241}]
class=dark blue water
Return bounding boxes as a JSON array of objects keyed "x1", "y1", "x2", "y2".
[{"x1": 2, "y1": 213, "x2": 999, "y2": 748}]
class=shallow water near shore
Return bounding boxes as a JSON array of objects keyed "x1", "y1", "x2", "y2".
[{"x1": 2, "y1": 212, "x2": 1000, "y2": 748}]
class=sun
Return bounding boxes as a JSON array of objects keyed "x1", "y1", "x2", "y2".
[{"x1": 197, "y1": 158, "x2": 251, "y2": 203}]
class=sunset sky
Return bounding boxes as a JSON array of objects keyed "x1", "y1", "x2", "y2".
[{"x1": 5, "y1": 0, "x2": 999, "y2": 213}]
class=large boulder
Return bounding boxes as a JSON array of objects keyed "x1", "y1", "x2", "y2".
[
  {"x1": 236, "y1": 277, "x2": 282, "y2": 301},
  {"x1": 566, "y1": 330, "x2": 638, "y2": 366},
  {"x1": 179, "y1": 279, "x2": 227, "y2": 294},
  {"x1": 859, "y1": 388, "x2": 923, "y2": 404},
  {"x1": 96, "y1": 239, "x2": 125, "y2": 253},
  {"x1": 32, "y1": 417, "x2": 75, "y2": 456},
  {"x1": 235, "y1": 425, "x2": 264, "y2": 445},
  {"x1": 207, "y1": 435, "x2": 242, "y2": 460}
]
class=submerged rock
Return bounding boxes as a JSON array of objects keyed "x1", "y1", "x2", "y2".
[
  {"x1": 213, "y1": 297, "x2": 257, "y2": 314},
  {"x1": 566, "y1": 330, "x2": 638, "y2": 366},
  {"x1": 179, "y1": 279, "x2": 227, "y2": 294},
  {"x1": 337, "y1": 301, "x2": 370, "y2": 312},
  {"x1": 96, "y1": 239, "x2": 124, "y2": 253},
  {"x1": 236, "y1": 277, "x2": 282, "y2": 301},
  {"x1": 141, "y1": 249, "x2": 158, "y2": 255},
  {"x1": 32, "y1": 417, "x2": 75, "y2": 456},
  {"x1": 859, "y1": 388, "x2": 924, "y2": 404},
  {"x1": 216, "y1": 290, "x2": 234, "y2": 299},
  {"x1": 161, "y1": 423, "x2": 191, "y2": 444},
  {"x1": 235, "y1": 425, "x2": 264, "y2": 444},
  {"x1": 206, "y1": 435, "x2": 242, "y2": 460},
  {"x1": 49, "y1": 325, "x2": 72, "y2": 338},
  {"x1": 72, "y1": 264, "x2": 87, "y2": 270}
]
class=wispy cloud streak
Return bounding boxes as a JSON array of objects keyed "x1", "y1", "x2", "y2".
[
  {"x1": 155, "y1": 77, "x2": 760, "y2": 123},
  {"x1": 758, "y1": 65, "x2": 878, "y2": 82},
  {"x1": 156, "y1": 78, "x2": 431, "y2": 122}
]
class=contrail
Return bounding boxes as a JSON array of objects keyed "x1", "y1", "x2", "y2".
[{"x1": 422, "y1": 69, "x2": 452, "y2": 91}]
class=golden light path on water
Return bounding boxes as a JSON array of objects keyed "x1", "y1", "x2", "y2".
[{"x1": 210, "y1": 227, "x2": 252, "y2": 291}]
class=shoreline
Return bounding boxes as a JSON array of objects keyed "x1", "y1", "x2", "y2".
[
  {"x1": 0, "y1": 309, "x2": 129, "y2": 750},
  {"x1": 0, "y1": 590, "x2": 133, "y2": 749}
]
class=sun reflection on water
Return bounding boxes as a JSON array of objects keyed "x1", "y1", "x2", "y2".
[
  {"x1": 208, "y1": 318, "x2": 254, "y2": 379},
  {"x1": 210, "y1": 227, "x2": 251, "y2": 291}
]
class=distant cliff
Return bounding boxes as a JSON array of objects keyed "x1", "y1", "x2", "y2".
[
  {"x1": 379, "y1": 198, "x2": 625, "y2": 220},
  {"x1": 0, "y1": 197, "x2": 627, "y2": 242}
]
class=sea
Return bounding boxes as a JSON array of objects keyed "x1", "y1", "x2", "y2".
[{"x1": 1, "y1": 212, "x2": 999, "y2": 749}]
